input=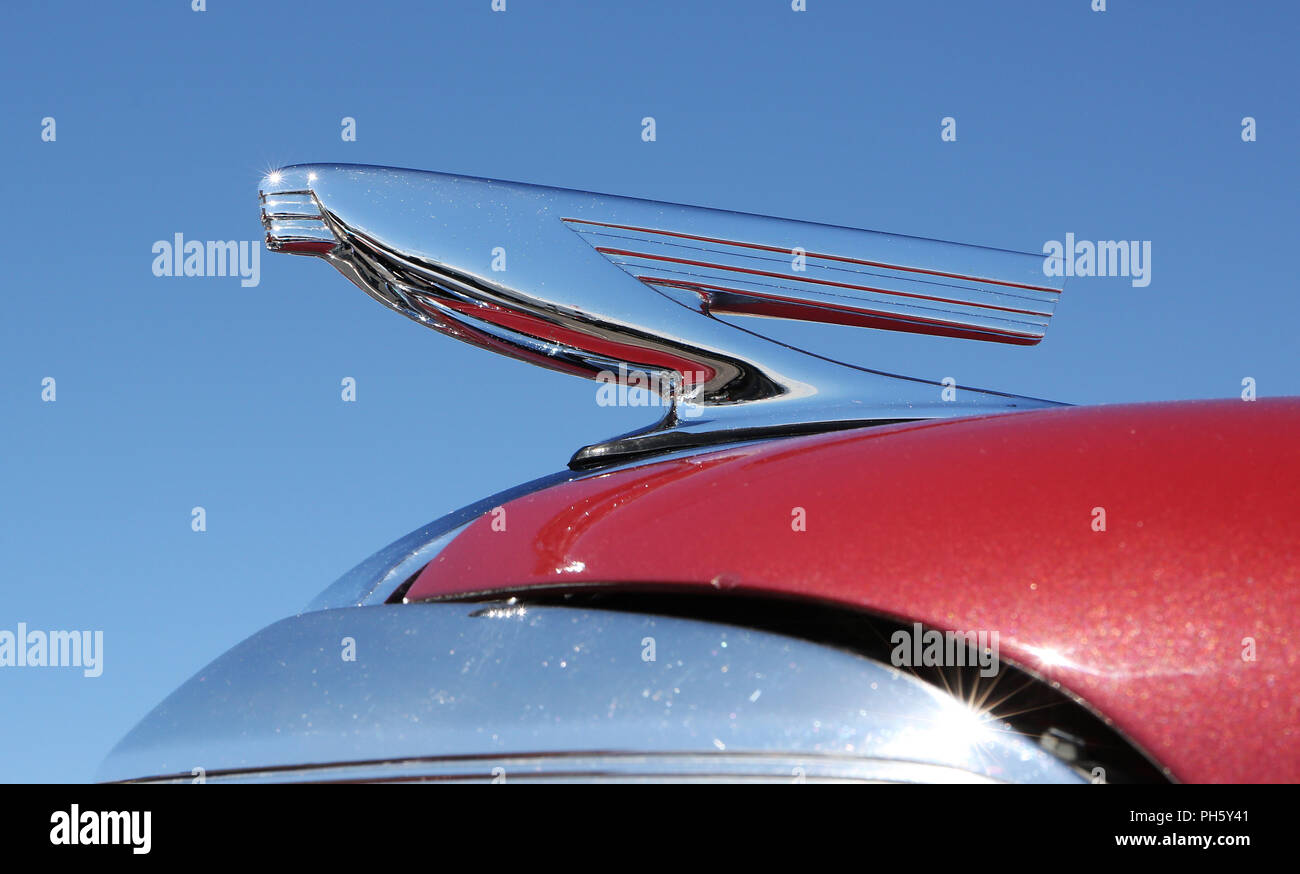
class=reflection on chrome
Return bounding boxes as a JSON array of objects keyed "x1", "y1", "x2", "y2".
[{"x1": 100, "y1": 603, "x2": 1084, "y2": 784}]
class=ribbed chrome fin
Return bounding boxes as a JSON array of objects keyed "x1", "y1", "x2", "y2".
[{"x1": 564, "y1": 218, "x2": 1061, "y2": 346}]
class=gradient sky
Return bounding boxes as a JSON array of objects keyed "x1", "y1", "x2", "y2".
[{"x1": 1, "y1": 0, "x2": 1296, "y2": 782}]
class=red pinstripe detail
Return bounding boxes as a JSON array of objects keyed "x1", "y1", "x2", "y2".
[
  {"x1": 272, "y1": 240, "x2": 336, "y2": 255},
  {"x1": 434, "y1": 296, "x2": 718, "y2": 382},
  {"x1": 564, "y1": 218, "x2": 1061, "y2": 294},
  {"x1": 598, "y1": 247, "x2": 1051, "y2": 318},
  {"x1": 641, "y1": 277, "x2": 1042, "y2": 345}
]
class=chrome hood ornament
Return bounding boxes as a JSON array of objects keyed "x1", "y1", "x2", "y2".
[{"x1": 260, "y1": 164, "x2": 1064, "y2": 467}]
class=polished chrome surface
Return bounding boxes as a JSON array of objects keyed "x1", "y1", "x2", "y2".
[
  {"x1": 99, "y1": 603, "x2": 1084, "y2": 784},
  {"x1": 260, "y1": 164, "x2": 1065, "y2": 466}
]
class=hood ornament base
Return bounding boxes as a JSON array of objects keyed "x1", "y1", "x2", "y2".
[{"x1": 261, "y1": 164, "x2": 1065, "y2": 467}]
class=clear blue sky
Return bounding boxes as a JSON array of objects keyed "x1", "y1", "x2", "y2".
[{"x1": 2, "y1": 1, "x2": 1295, "y2": 782}]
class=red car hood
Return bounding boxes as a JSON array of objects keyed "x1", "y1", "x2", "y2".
[{"x1": 410, "y1": 398, "x2": 1300, "y2": 782}]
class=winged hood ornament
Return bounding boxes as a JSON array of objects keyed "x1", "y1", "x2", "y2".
[{"x1": 260, "y1": 164, "x2": 1064, "y2": 466}]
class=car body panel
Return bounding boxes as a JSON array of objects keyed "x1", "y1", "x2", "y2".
[{"x1": 409, "y1": 398, "x2": 1300, "y2": 782}]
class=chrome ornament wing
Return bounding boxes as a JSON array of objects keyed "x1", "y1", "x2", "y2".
[{"x1": 260, "y1": 164, "x2": 1064, "y2": 466}]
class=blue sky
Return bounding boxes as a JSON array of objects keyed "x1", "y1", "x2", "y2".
[{"x1": 1, "y1": 1, "x2": 1295, "y2": 782}]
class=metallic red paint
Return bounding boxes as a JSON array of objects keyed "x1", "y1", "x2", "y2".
[{"x1": 409, "y1": 398, "x2": 1300, "y2": 782}]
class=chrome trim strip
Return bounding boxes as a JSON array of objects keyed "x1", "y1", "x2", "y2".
[
  {"x1": 98, "y1": 604, "x2": 1084, "y2": 784},
  {"x1": 127, "y1": 753, "x2": 1003, "y2": 784},
  {"x1": 302, "y1": 471, "x2": 572, "y2": 611},
  {"x1": 304, "y1": 439, "x2": 783, "y2": 611},
  {"x1": 356, "y1": 522, "x2": 470, "y2": 607}
]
